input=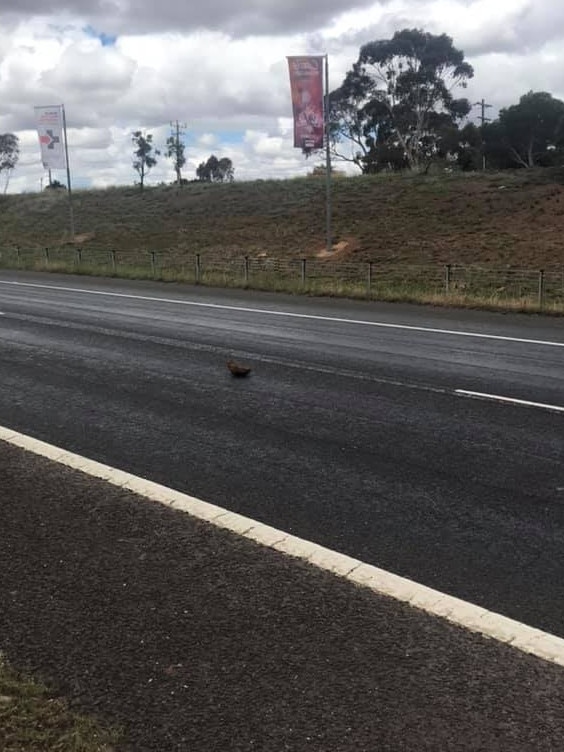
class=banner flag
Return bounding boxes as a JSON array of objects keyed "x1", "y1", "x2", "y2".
[
  {"x1": 34, "y1": 105, "x2": 67, "y2": 169},
  {"x1": 287, "y1": 56, "x2": 325, "y2": 150}
]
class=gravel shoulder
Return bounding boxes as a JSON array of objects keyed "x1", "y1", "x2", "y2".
[{"x1": 1, "y1": 441, "x2": 564, "y2": 751}]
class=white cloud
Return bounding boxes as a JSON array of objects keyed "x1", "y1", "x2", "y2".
[{"x1": 1, "y1": 0, "x2": 564, "y2": 192}]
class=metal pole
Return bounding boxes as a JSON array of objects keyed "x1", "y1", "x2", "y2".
[
  {"x1": 474, "y1": 98, "x2": 492, "y2": 171},
  {"x1": 324, "y1": 54, "x2": 333, "y2": 254},
  {"x1": 61, "y1": 105, "x2": 75, "y2": 240},
  {"x1": 445, "y1": 264, "x2": 452, "y2": 294}
]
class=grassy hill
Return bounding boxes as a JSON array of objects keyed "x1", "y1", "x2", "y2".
[{"x1": 2, "y1": 168, "x2": 564, "y2": 269}]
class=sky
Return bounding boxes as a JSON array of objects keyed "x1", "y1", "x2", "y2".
[{"x1": 1, "y1": 0, "x2": 563, "y2": 192}]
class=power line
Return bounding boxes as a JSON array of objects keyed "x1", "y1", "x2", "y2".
[
  {"x1": 473, "y1": 99, "x2": 492, "y2": 170},
  {"x1": 169, "y1": 120, "x2": 187, "y2": 184}
]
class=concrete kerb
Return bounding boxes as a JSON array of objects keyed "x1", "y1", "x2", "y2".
[{"x1": 2, "y1": 425, "x2": 564, "y2": 669}]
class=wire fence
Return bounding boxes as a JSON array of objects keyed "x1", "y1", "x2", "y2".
[{"x1": 1, "y1": 245, "x2": 563, "y2": 309}]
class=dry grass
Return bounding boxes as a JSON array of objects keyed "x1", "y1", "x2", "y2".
[
  {"x1": 2, "y1": 168, "x2": 564, "y2": 314},
  {"x1": 0, "y1": 654, "x2": 121, "y2": 751},
  {"x1": 3, "y1": 167, "x2": 564, "y2": 268}
]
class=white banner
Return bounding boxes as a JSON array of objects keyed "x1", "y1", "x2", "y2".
[{"x1": 34, "y1": 105, "x2": 66, "y2": 170}]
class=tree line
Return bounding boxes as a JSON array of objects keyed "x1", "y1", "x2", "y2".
[
  {"x1": 0, "y1": 128, "x2": 234, "y2": 193},
  {"x1": 2, "y1": 29, "x2": 564, "y2": 191},
  {"x1": 131, "y1": 131, "x2": 234, "y2": 190},
  {"x1": 316, "y1": 28, "x2": 564, "y2": 174}
]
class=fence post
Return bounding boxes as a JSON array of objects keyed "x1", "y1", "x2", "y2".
[
  {"x1": 75, "y1": 248, "x2": 82, "y2": 267},
  {"x1": 367, "y1": 261, "x2": 373, "y2": 294},
  {"x1": 110, "y1": 250, "x2": 116, "y2": 273},
  {"x1": 445, "y1": 264, "x2": 452, "y2": 295},
  {"x1": 195, "y1": 253, "x2": 201, "y2": 284},
  {"x1": 44, "y1": 247, "x2": 49, "y2": 265},
  {"x1": 244, "y1": 256, "x2": 249, "y2": 285},
  {"x1": 301, "y1": 258, "x2": 307, "y2": 286},
  {"x1": 538, "y1": 269, "x2": 545, "y2": 309},
  {"x1": 16, "y1": 246, "x2": 20, "y2": 267},
  {"x1": 150, "y1": 251, "x2": 157, "y2": 278}
]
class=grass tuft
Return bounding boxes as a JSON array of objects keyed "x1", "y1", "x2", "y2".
[{"x1": 0, "y1": 654, "x2": 122, "y2": 752}]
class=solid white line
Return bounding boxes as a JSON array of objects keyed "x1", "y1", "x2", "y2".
[
  {"x1": 456, "y1": 390, "x2": 564, "y2": 414},
  {"x1": 1, "y1": 425, "x2": 564, "y2": 667},
  {"x1": 1, "y1": 278, "x2": 564, "y2": 349}
]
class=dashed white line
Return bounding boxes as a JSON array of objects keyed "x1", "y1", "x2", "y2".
[
  {"x1": 455, "y1": 389, "x2": 564, "y2": 414},
  {"x1": 1, "y1": 424, "x2": 564, "y2": 668},
  {"x1": 1, "y1": 278, "x2": 564, "y2": 349}
]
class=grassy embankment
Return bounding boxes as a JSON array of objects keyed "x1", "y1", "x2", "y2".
[{"x1": 2, "y1": 167, "x2": 564, "y2": 312}]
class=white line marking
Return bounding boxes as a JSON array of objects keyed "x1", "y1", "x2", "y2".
[
  {"x1": 1, "y1": 278, "x2": 564, "y2": 349},
  {"x1": 1, "y1": 425, "x2": 564, "y2": 667},
  {"x1": 456, "y1": 390, "x2": 564, "y2": 414}
]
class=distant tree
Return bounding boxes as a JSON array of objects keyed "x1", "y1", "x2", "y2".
[
  {"x1": 45, "y1": 179, "x2": 67, "y2": 190},
  {"x1": 322, "y1": 29, "x2": 474, "y2": 173},
  {"x1": 196, "y1": 154, "x2": 234, "y2": 182},
  {"x1": 166, "y1": 134, "x2": 186, "y2": 185},
  {"x1": 432, "y1": 122, "x2": 483, "y2": 171},
  {"x1": 0, "y1": 133, "x2": 19, "y2": 194},
  {"x1": 484, "y1": 92, "x2": 564, "y2": 169},
  {"x1": 307, "y1": 163, "x2": 347, "y2": 178},
  {"x1": 132, "y1": 131, "x2": 160, "y2": 190}
]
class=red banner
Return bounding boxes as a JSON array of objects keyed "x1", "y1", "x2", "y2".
[{"x1": 287, "y1": 56, "x2": 325, "y2": 150}]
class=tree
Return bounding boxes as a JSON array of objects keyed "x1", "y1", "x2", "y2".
[
  {"x1": 45, "y1": 179, "x2": 67, "y2": 190},
  {"x1": 0, "y1": 133, "x2": 19, "y2": 194},
  {"x1": 433, "y1": 121, "x2": 483, "y2": 171},
  {"x1": 132, "y1": 131, "x2": 160, "y2": 190},
  {"x1": 307, "y1": 163, "x2": 347, "y2": 178},
  {"x1": 326, "y1": 29, "x2": 474, "y2": 173},
  {"x1": 486, "y1": 91, "x2": 564, "y2": 169},
  {"x1": 196, "y1": 154, "x2": 234, "y2": 182},
  {"x1": 166, "y1": 132, "x2": 186, "y2": 185}
]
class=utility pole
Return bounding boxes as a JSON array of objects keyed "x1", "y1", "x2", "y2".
[
  {"x1": 324, "y1": 54, "x2": 332, "y2": 254},
  {"x1": 169, "y1": 120, "x2": 187, "y2": 185},
  {"x1": 474, "y1": 98, "x2": 492, "y2": 170}
]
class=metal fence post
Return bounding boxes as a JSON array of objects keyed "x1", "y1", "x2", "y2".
[
  {"x1": 195, "y1": 253, "x2": 201, "y2": 284},
  {"x1": 150, "y1": 251, "x2": 157, "y2": 278},
  {"x1": 44, "y1": 247, "x2": 49, "y2": 265},
  {"x1": 16, "y1": 246, "x2": 20, "y2": 267},
  {"x1": 110, "y1": 250, "x2": 116, "y2": 273},
  {"x1": 445, "y1": 264, "x2": 452, "y2": 295},
  {"x1": 367, "y1": 261, "x2": 373, "y2": 293},
  {"x1": 301, "y1": 258, "x2": 306, "y2": 285},
  {"x1": 75, "y1": 248, "x2": 82, "y2": 267},
  {"x1": 538, "y1": 269, "x2": 545, "y2": 309},
  {"x1": 244, "y1": 256, "x2": 249, "y2": 285}
]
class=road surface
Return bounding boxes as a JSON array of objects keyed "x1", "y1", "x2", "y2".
[{"x1": 0, "y1": 270, "x2": 563, "y2": 636}]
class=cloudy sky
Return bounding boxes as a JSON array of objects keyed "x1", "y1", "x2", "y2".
[{"x1": 1, "y1": 0, "x2": 562, "y2": 192}]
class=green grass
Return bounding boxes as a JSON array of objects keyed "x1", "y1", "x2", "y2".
[
  {"x1": 2, "y1": 167, "x2": 564, "y2": 269},
  {"x1": 2, "y1": 253, "x2": 562, "y2": 315},
  {"x1": 3, "y1": 167, "x2": 564, "y2": 313},
  {"x1": 0, "y1": 654, "x2": 121, "y2": 751}
]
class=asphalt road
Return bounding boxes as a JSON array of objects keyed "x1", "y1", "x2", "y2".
[
  {"x1": 3, "y1": 442, "x2": 564, "y2": 752},
  {"x1": 0, "y1": 270, "x2": 563, "y2": 636}
]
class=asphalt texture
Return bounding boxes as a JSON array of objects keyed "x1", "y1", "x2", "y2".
[
  {"x1": 2, "y1": 441, "x2": 564, "y2": 751},
  {"x1": 0, "y1": 271, "x2": 563, "y2": 641}
]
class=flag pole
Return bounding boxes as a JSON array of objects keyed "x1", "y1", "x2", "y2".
[
  {"x1": 61, "y1": 104, "x2": 75, "y2": 240},
  {"x1": 324, "y1": 54, "x2": 332, "y2": 254}
]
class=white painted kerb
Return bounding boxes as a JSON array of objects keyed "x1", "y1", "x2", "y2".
[{"x1": 2, "y1": 424, "x2": 564, "y2": 668}]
